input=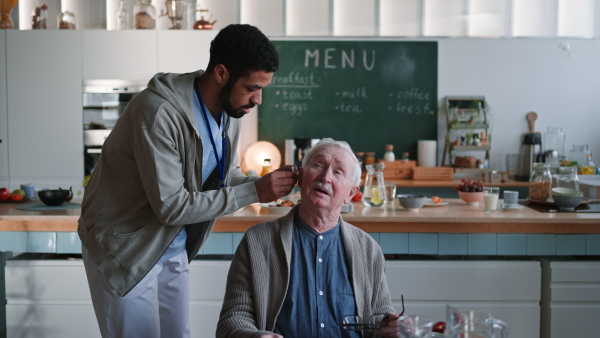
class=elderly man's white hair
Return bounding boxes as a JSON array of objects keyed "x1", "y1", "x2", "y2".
[{"x1": 301, "y1": 138, "x2": 362, "y2": 187}]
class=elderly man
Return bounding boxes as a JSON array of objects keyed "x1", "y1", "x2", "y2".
[{"x1": 217, "y1": 138, "x2": 400, "y2": 338}]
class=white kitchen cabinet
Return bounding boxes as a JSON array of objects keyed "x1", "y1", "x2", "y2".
[
  {"x1": 385, "y1": 260, "x2": 541, "y2": 338},
  {"x1": 157, "y1": 30, "x2": 218, "y2": 73},
  {"x1": 82, "y1": 30, "x2": 158, "y2": 81},
  {"x1": 541, "y1": 260, "x2": 600, "y2": 338},
  {"x1": 6, "y1": 30, "x2": 84, "y2": 189},
  {"x1": 7, "y1": 257, "x2": 541, "y2": 338},
  {"x1": 0, "y1": 31, "x2": 8, "y2": 187}
]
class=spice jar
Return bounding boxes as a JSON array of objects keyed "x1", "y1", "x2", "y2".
[
  {"x1": 31, "y1": 4, "x2": 48, "y2": 29},
  {"x1": 383, "y1": 145, "x2": 395, "y2": 162},
  {"x1": 57, "y1": 11, "x2": 76, "y2": 29},
  {"x1": 134, "y1": 0, "x2": 156, "y2": 29},
  {"x1": 529, "y1": 163, "x2": 552, "y2": 201},
  {"x1": 364, "y1": 152, "x2": 376, "y2": 166}
]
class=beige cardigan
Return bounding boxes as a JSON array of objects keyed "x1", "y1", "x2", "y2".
[{"x1": 217, "y1": 205, "x2": 396, "y2": 337}]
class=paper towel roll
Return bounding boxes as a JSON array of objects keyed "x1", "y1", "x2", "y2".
[{"x1": 418, "y1": 140, "x2": 437, "y2": 167}]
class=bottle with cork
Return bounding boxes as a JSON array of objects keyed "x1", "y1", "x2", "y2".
[{"x1": 384, "y1": 144, "x2": 395, "y2": 162}]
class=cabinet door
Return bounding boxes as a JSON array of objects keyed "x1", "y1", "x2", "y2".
[
  {"x1": 157, "y1": 30, "x2": 217, "y2": 74},
  {"x1": 6, "y1": 31, "x2": 84, "y2": 188},
  {"x1": 82, "y1": 30, "x2": 158, "y2": 80},
  {"x1": 0, "y1": 31, "x2": 8, "y2": 187}
]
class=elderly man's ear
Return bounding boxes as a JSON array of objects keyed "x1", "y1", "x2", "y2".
[{"x1": 345, "y1": 186, "x2": 360, "y2": 204}]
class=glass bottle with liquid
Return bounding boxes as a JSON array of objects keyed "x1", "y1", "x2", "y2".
[
  {"x1": 260, "y1": 158, "x2": 273, "y2": 176},
  {"x1": 117, "y1": 0, "x2": 129, "y2": 30},
  {"x1": 582, "y1": 154, "x2": 596, "y2": 175},
  {"x1": 362, "y1": 162, "x2": 386, "y2": 207}
]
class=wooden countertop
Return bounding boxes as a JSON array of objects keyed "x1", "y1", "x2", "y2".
[{"x1": 1, "y1": 198, "x2": 599, "y2": 234}]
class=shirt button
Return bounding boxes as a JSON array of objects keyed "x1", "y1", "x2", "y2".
[
  {"x1": 319, "y1": 235, "x2": 323, "y2": 240},
  {"x1": 319, "y1": 291, "x2": 323, "y2": 296},
  {"x1": 318, "y1": 258, "x2": 323, "y2": 263},
  {"x1": 320, "y1": 323, "x2": 325, "y2": 328}
]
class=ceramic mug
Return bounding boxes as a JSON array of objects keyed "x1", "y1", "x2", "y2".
[{"x1": 20, "y1": 183, "x2": 35, "y2": 199}]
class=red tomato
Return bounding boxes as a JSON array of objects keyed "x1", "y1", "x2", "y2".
[
  {"x1": 432, "y1": 321, "x2": 446, "y2": 333},
  {"x1": 352, "y1": 191, "x2": 363, "y2": 202}
]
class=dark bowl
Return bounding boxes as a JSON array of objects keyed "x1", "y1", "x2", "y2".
[{"x1": 38, "y1": 189, "x2": 69, "y2": 206}]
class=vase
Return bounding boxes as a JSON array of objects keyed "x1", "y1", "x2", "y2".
[{"x1": 0, "y1": 6, "x2": 15, "y2": 29}]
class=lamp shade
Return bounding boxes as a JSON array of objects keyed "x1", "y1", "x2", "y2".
[{"x1": 243, "y1": 141, "x2": 281, "y2": 174}]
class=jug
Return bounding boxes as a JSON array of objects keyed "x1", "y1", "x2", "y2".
[
  {"x1": 515, "y1": 133, "x2": 542, "y2": 181},
  {"x1": 446, "y1": 305, "x2": 508, "y2": 338},
  {"x1": 362, "y1": 162, "x2": 386, "y2": 207}
]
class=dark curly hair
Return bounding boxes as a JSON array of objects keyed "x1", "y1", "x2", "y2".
[{"x1": 207, "y1": 24, "x2": 279, "y2": 83}]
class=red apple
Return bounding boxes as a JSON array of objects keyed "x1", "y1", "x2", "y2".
[
  {"x1": 432, "y1": 321, "x2": 446, "y2": 333},
  {"x1": 0, "y1": 187, "x2": 9, "y2": 201},
  {"x1": 352, "y1": 191, "x2": 363, "y2": 202}
]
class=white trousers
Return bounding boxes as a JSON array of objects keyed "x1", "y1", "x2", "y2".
[{"x1": 82, "y1": 245, "x2": 191, "y2": 338}]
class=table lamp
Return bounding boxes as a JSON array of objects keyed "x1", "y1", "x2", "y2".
[{"x1": 243, "y1": 141, "x2": 281, "y2": 174}]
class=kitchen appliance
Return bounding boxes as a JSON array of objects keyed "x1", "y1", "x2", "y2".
[
  {"x1": 284, "y1": 138, "x2": 320, "y2": 168},
  {"x1": 515, "y1": 133, "x2": 543, "y2": 181},
  {"x1": 83, "y1": 79, "x2": 146, "y2": 175}
]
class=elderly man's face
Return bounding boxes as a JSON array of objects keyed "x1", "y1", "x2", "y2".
[{"x1": 299, "y1": 146, "x2": 359, "y2": 210}]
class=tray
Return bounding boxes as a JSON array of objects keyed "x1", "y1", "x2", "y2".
[
  {"x1": 0, "y1": 197, "x2": 31, "y2": 204},
  {"x1": 527, "y1": 197, "x2": 591, "y2": 206}
]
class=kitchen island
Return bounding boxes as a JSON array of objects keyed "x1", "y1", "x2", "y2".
[{"x1": 2, "y1": 198, "x2": 600, "y2": 338}]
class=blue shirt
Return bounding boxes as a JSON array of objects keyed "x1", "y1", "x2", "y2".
[
  {"x1": 158, "y1": 87, "x2": 223, "y2": 263},
  {"x1": 274, "y1": 214, "x2": 359, "y2": 338}
]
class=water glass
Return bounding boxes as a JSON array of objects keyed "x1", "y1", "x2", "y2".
[
  {"x1": 385, "y1": 181, "x2": 397, "y2": 205},
  {"x1": 483, "y1": 187, "x2": 499, "y2": 212},
  {"x1": 398, "y1": 314, "x2": 433, "y2": 338}
]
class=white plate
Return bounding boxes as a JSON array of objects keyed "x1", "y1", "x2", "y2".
[
  {"x1": 501, "y1": 204, "x2": 524, "y2": 211},
  {"x1": 259, "y1": 203, "x2": 293, "y2": 214},
  {"x1": 424, "y1": 200, "x2": 449, "y2": 207}
]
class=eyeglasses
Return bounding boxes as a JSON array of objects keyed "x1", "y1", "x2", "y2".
[{"x1": 341, "y1": 295, "x2": 405, "y2": 331}]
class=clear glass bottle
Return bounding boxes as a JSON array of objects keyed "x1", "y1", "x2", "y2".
[
  {"x1": 384, "y1": 144, "x2": 395, "y2": 162},
  {"x1": 582, "y1": 154, "x2": 596, "y2": 175},
  {"x1": 529, "y1": 163, "x2": 552, "y2": 201},
  {"x1": 260, "y1": 158, "x2": 272, "y2": 176},
  {"x1": 557, "y1": 166, "x2": 579, "y2": 190},
  {"x1": 362, "y1": 162, "x2": 386, "y2": 207},
  {"x1": 134, "y1": 0, "x2": 156, "y2": 29},
  {"x1": 117, "y1": 0, "x2": 129, "y2": 30},
  {"x1": 57, "y1": 11, "x2": 76, "y2": 30},
  {"x1": 543, "y1": 127, "x2": 566, "y2": 159},
  {"x1": 568, "y1": 144, "x2": 591, "y2": 173}
]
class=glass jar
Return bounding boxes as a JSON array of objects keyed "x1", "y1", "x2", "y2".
[
  {"x1": 362, "y1": 162, "x2": 386, "y2": 207},
  {"x1": 383, "y1": 144, "x2": 395, "y2": 162},
  {"x1": 529, "y1": 163, "x2": 552, "y2": 201},
  {"x1": 557, "y1": 166, "x2": 579, "y2": 191},
  {"x1": 364, "y1": 152, "x2": 376, "y2": 166},
  {"x1": 568, "y1": 144, "x2": 591, "y2": 173},
  {"x1": 543, "y1": 127, "x2": 566, "y2": 159},
  {"x1": 57, "y1": 11, "x2": 76, "y2": 29},
  {"x1": 134, "y1": 0, "x2": 156, "y2": 29}
]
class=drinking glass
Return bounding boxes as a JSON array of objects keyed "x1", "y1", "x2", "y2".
[
  {"x1": 446, "y1": 305, "x2": 509, "y2": 338},
  {"x1": 483, "y1": 187, "x2": 499, "y2": 212},
  {"x1": 385, "y1": 181, "x2": 397, "y2": 205},
  {"x1": 398, "y1": 314, "x2": 433, "y2": 338}
]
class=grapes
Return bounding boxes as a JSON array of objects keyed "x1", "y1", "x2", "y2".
[{"x1": 454, "y1": 179, "x2": 484, "y2": 192}]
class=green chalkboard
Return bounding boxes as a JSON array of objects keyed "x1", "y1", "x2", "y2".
[{"x1": 258, "y1": 40, "x2": 438, "y2": 161}]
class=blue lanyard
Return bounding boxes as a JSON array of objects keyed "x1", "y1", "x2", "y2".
[{"x1": 195, "y1": 85, "x2": 227, "y2": 188}]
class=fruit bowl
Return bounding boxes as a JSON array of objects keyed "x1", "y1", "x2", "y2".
[
  {"x1": 397, "y1": 194, "x2": 427, "y2": 211},
  {"x1": 458, "y1": 191, "x2": 484, "y2": 205},
  {"x1": 38, "y1": 189, "x2": 69, "y2": 206}
]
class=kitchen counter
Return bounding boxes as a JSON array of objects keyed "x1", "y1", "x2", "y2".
[{"x1": 1, "y1": 198, "x2": 599, "y2": 234}]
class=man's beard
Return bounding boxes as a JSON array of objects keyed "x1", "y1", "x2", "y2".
[{"x1": 218, "y1": 78, "x2": 255, "y2": 119}]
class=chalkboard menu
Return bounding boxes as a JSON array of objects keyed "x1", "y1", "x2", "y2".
[{"x1": 258, "y1": 40, "x2": 438, "y2": 160}]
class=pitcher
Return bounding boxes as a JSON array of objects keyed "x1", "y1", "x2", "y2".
[
  {"x1": 446, "y1": 305, "x2": 508, "y2": 338},
  {"x1": 362, "y1": 162, "x2": 386, "y2": 207}
]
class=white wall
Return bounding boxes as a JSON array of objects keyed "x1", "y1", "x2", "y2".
[{"x1": 243, "y1": 38, "x2": 600, "y2": 170}]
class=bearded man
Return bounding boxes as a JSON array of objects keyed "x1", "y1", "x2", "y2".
[{"x1": 78, "y1": 24, "x2": 297, "y2": 338}]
